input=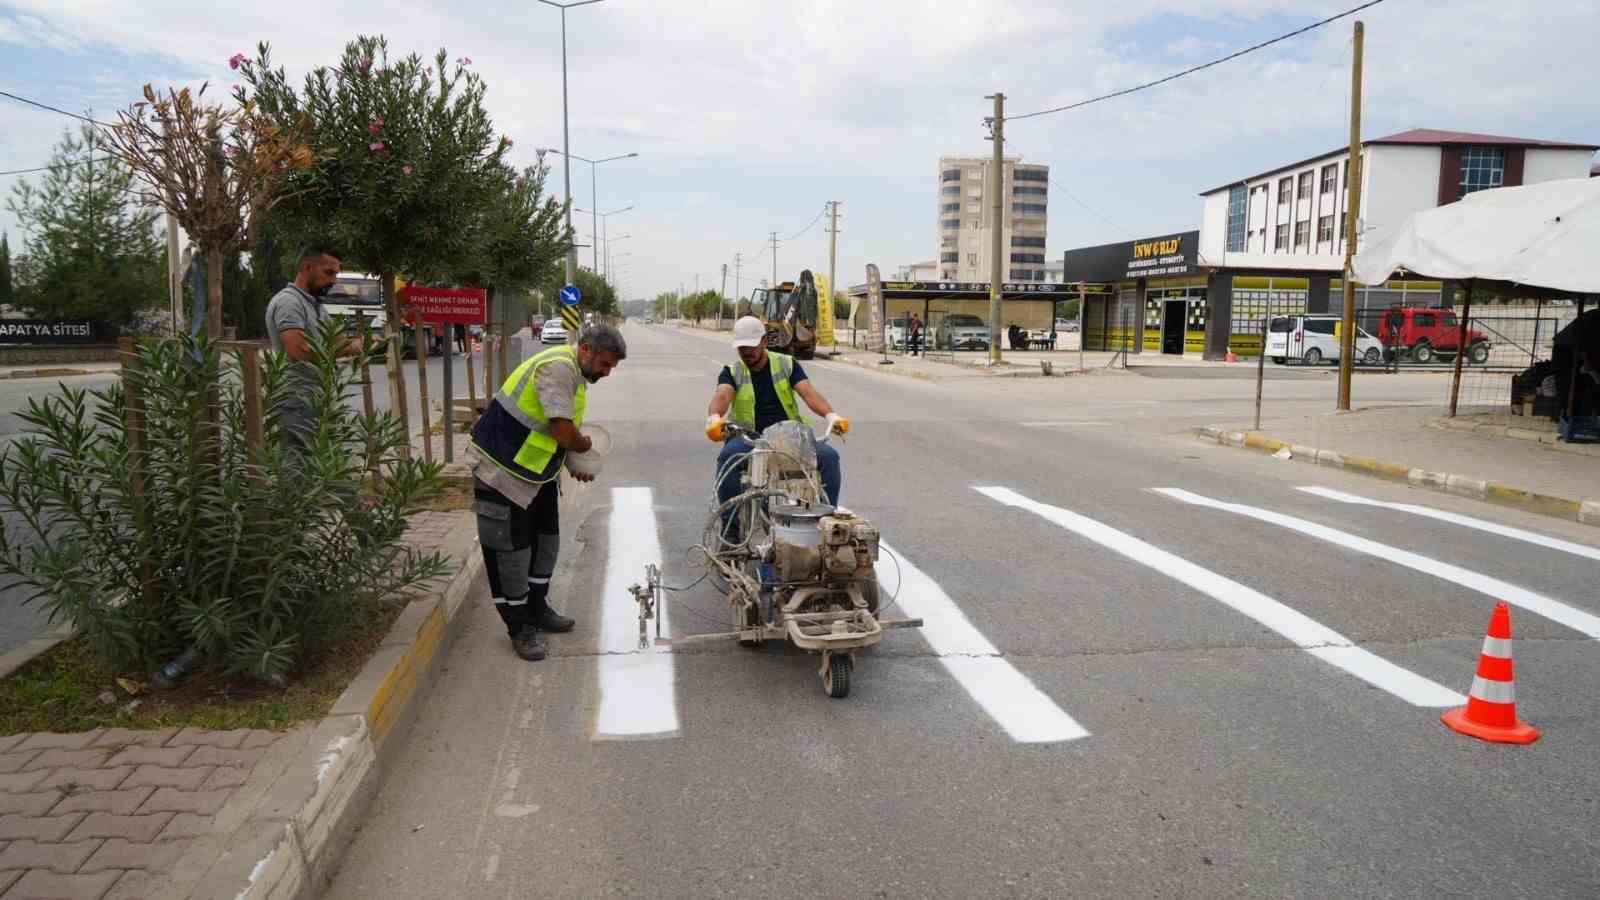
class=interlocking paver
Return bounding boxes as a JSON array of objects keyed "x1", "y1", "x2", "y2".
[
  {"x1": 22, "y1": 749, "x2": 114, "y2": 772},
  {"x1": 0, "y1": 793, "x2": 61, "y2": 817},
  {"x1": 0, "y1": 870, "x2": 19, "y2": 896},
  {"x1": 12, "y1": 731, "x2": 104, "y2": 753},
  {"x1": 118, "y1": 767, "x2": 210, "y2": 792},
  {"x1": 0, "y1": 735, "x2": 24, "y2": 754},
  {"x1": 0, "y1": 838, "x2": 102, "y2": 874},
  {"x1": 64, "y1": 813, "x2": 173, "y2": 844},
  {"x1": 102, "y1": 869, "x2": 158, "y2": 900},
  {"x1": 79, "y1": 838, "x2": 191, "y2": 875},
  {"x1": 201, "y1": 768, "x2": 249, "y2": 791},
  {"x1": 37, "y1": 769, "x2": 132, "y2": 793},
  {"x1": 181, "y1": 747, "x2": 262, "y2": 770},
  {"x1": 2, "y1": 868, "x2": 122, "y2": 899},
  {"x1": 156, "y1": 814, "x2": 211, "y2": 842},
  {"x1": 0, "y1": 772, "x2": 48, "y2": 795},
  {"x1": 239, "y1": 731, "x2": 281, "y2": 751},
  {"x1": 52, "y1": 788, "x2": 155, "y2": 817},
  {"x1": 0, "y1": 753, "x2": 41, "y2": 776},
  {"x1": 0, "y1": 812, "x2": 84, "y2": 842},
  {"x1": 165, "y1": 729, "x2": 249, "y2": 750},
  {"x1": 134, "y1": 789, "x2": 228, "y2": 817},
  {"x1": 103, "y1": 747, "x2": 193, "y2": 770},
  {"x1": 89, "y1": 729, "x2": 177, "y2": 750}
]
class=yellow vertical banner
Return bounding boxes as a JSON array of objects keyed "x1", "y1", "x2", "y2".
[{"x1": 815, "y1": 274, "x2": 835, "y2": 346}]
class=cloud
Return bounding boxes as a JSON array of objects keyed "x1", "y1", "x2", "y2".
[{"x1": 0, "y1": 0, "x2": 1596, "y2": 300}]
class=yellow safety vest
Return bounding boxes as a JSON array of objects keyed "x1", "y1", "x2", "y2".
[
  {"x1": 470, "y1": 345, "x2": 588, "y2": 485},
  {"x1": 729, "y1": 351, "x2": 807, "y2": 431}
]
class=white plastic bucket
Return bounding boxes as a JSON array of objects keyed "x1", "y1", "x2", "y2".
[{"x1": 565, "y1": 424, "x2": 611, "y2": 477}]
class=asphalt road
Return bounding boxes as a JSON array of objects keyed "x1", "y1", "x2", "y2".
[{"x1": 322, "y1": 322, "x2": 1600, "y2": 898}]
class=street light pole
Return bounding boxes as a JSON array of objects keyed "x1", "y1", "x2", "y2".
[{"x1": 537, "y1": 0, "x2": 608, "y2": 286}]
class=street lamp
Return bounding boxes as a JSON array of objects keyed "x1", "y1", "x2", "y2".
[
  {"x1": 536, "y1": 0, "x2": 610, "y2": 287},
  {"x1": 574, "y1": 205, "x2": 633, "y2": 278},
  {"x1": 540, "y1": 147, "x2": 638, "y2": 272},
  {"x1": 605, "y1": 233, "x2": 632, "y2": 280}
]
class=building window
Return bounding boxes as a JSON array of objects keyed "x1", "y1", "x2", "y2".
[
  {"x1": 1226, "y1": 184, "x2": 1248, "y2": 253},
  {"x1": 1317, "y1": 214, "x2": 1335, "y2": 243},
  {"x1": 1294, "y1": 221, "x2": 1310, "y2": 247},
  {"x1": 1013, "y1": 185, "x2": 1048, "y2": 197},
  {"x1": 1014, "y1": 169, "x2": 1048, "y2": 182},
  {"x1": 1010, "y1": 235, "x2": 1046, "y2": 248},
  {"x1": 1320, "y1": 164, "x2": 1337, "y2": 195},
  {"x1": 941, "y1": 202, "x2": 960, "y2": 213},
  {"x1": 967, "y1": 253, "x2": 979, "y2": 267},
  {"x1": 1012, "y1": 203, "x2": 1048, "y2": 216},
  {"x1": 967, "y1": 219, "x2": 978, "y2": 230},
  {"x1": 1297, "y1": 172, "x2": 1313, "y2": 200},
  {"x1": 941, "y1": 185, "x2": 961, "y2": 197},
  {"x1": 942, "y1": 169, "x2": 962, "y2": 182},
  {"x1": 940, "y1": 252, "x2": 959, "y2": 263},
  {"x1": 1278, "y1": 177, "x2": 1293, "y2": 204},
  {"x1": 1009, "y1": 253, "x2": 1045, "y2": 264},
  {"x1": 1275, "y1": 223, "x2": 1290, "y2": 250},
  {"x1": 942, "y1": 218, "x2": 960, "y2": 230},
  {"x1": 1460, "y1": 146, "x2": 1506, "y2": 195},
  {"x1": 1009, "y1": 269, "x2": 1040, "y2": 280},
  {"x1": 966, "y1": 201, "x2": 980, "y2": 213}
]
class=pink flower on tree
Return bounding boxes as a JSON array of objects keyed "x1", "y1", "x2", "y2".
[
  {"x1": 501, "y1": 136, "x2": 513, "y2": 148},
  {"x1": 457, "y1": 56, "x2": 472, "y2": 66},
  {"x1": 359, "y1": 56, "x2": 374, "y2": 72},
  {"x1": 229, "y1": 53, "x2": 247, "y2": 70},
  {"x1": 403, "y1": 164, "x2": 414, "y2": 176},
  {"x1": 368, "y1": 117, "x2": 384, "y2": 135},
  {"x1": 370, "y1": 141, "x2": 386, "y2": 153}
]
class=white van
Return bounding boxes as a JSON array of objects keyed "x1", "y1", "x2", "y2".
[{"x1": 1267, "y1": 315, "x2": 1383, "y2": 366}]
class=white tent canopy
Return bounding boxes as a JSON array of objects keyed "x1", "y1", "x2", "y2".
[{"x1": 1353, "y1": 177, "x2": 1600, "y2": 295}]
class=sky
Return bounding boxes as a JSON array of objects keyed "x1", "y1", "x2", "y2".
[{"x1": 1, "y1": 0, "x2": 1597, "y2": 302}]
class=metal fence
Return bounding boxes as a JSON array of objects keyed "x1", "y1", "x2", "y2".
[{"x1": 1448, "y1": 299, "x2": 1587, "y2": 419}]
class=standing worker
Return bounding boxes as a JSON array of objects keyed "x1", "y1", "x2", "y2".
[
  {"x1": 467, "y1": 324, "x2": 628, "y2": 661},
  {"x1": 265, "y1": 243, "x2": 368, "y2": 463},
  {"x1": 907, "y1": 313, "x2": 924, "y2": 357}
]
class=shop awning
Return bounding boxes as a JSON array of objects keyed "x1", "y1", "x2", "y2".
[{"x1": 1353, "y1": 177, "x2": 1600, "y2": 295}]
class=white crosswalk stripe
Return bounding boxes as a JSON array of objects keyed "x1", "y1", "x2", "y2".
[
  {"x1": 1156, "y1": 488, "x2": 1600, "y2": 639},
  {"x1": 876, "y1": 542, "x2": 1090, "y2": 744},
  {"x1": 595, "y1": 487, "x2": 679, "y2": 740},
  {"x1": 976, "y1": 486, "x2": 1467, "y2": 707},
  {"x1": 1296, "y1": 486, "x2": 1600, "y2": 563}
]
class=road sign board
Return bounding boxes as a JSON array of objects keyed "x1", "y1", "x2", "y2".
[
  {"x1": 400, "y1": 285, "x2": 488, "y2": 325},
  {"x1": 559, "y1": 284, "x2": 582, "y2": 307},
  {"x1": 560, "y1": 306, "x2": 580, "y2": 333}
]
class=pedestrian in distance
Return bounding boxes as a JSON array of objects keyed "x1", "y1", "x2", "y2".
[
  {"x1": 466, "y1": 324, "x2": 627, "y2": 661},
  {"x1": 908, "y1": 313, "x2": 924, "y2": 357}
]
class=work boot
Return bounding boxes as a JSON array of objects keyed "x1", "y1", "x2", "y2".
[
  {"x1": 529, "y1": 600, "x2": 575, "y2": 633},
  {"x1": 511, "y1": 625, "x2": 547, "y2": 661}
]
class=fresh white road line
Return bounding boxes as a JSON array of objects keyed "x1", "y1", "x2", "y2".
[
  {"x1": 976, "y1": 486, "x2": 1465, "y2": 707},
  {"x1": 595, "y1": 487, "x2": 679, "y2": 740},
  {"x1": 1157, "y1": 488, "x2": 1600, "y2": 640},
  {"x1": 1297, "y1": 486, "x2": 1600, "y2": 564},
  {"x1": 876, "y1": 542, "x2": 1090, "y2": 743}
]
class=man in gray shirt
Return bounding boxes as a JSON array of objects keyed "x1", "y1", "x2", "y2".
[{"x1": 266, "y1": 244, "x2": 366, "y2": 454}]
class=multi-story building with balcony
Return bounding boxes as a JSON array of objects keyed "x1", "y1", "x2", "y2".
[{"x1": 938, "y1": 155, "x2": 1049, "y2": 282}]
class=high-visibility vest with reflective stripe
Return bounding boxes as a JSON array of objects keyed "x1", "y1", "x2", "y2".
[
  {"x1": 729, "y1": 351, "x2": 807, "y2": 431},
  {"x1": 470, "y1": 345, "x2": 587, "y2": 485}
]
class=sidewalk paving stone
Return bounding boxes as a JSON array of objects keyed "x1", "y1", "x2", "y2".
[
  {"x1": 1, "y1": 868, "x2": 121, "y2": 899},
  {"x1": 119, "y1": 766, "x2": 210, "y2": 792},
  {"x1": 79, "y1": 837, "x2": 190, "y2": 873},
  {"x1": 0, "y1": 812, "x2": 84, "y2": 842},
  {"x1": 65, "y1": 813, "x2": 174, "y2": 843},
  {"x1": 53, "y1": 788, "x2": 155, "y2": 817},
  {"x1": 0, "y1": 838, "x2": 102, "y2": 873},
  {"x1": 37, "y1": 769, "x2": 131, "y2": 793}
]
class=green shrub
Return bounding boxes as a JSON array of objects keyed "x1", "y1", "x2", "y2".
[{"x1": 0, "y1": 321, "x2": 449, "y2": 684}]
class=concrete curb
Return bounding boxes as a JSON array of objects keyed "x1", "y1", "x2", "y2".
[
  {"x1": 0, "y1": 623, "x2": 75, "y2": 680},
  {"x1": 0, "y1": 366, "x2": 108, "y2": 380},
  {"x1": 1197, "y1": 425, "x2": 1600, "y2": 529},
  {"x1": 177, "y1": 513, "x2": 485, "y2": 900}
]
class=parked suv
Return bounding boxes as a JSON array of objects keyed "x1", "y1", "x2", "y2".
[
  {"x1": 1379, "y1": 307, "x2": 1491, "y2": 365},
  {"x1": 1267, "y1": 315, "x2": 1384, "y2": 366},
  {"x1": 936, "y1": 313, "x2": 990, "y2": 350}
]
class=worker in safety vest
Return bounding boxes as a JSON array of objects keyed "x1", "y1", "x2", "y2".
[
  {"x1": 467, "y1": 324, "x2": 626, "y2": 661},
  {"x1": 704, "y1": 316, "x2": 848, "y2": 538}
]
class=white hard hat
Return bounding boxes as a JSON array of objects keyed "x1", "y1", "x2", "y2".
[{"x1": 731, "y1": 316, "x2": 766, "y2": 350}]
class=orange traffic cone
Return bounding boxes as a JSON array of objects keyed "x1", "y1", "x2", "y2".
[{"x1": 1441, "y1": 602, "x2": 1540, "y2": 744}]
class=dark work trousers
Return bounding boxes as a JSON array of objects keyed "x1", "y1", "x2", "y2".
[{"x1": 473, "y1": 476, "x2": 560, "y2": 636}]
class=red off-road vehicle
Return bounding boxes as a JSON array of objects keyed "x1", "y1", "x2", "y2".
[{"x1": 1379, "y1": 307, "x2": 1491, "y2": 365}]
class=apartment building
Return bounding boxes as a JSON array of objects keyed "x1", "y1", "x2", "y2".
[{"x1": 938, "y1": 155, "x2": 1049, "y2": 282}]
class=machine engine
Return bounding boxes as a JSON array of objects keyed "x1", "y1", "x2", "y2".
[{"x1": 772, "y1": 505, "x2": 879, "y2": 585}]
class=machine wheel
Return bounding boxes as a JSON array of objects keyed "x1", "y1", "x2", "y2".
[
  {"x1": 823, "y1": 653, "x2": 851, "y2": 698},
  {"x1": 1302, "y1": 347, "x2": 1323, "y2": 366},
  {"x1": 1411, "y1": 342, "x2": 1434, "y2": 364},
  {"x1": 1468, "y1": 342, "x2": 1490, "y2": 365},
  {"x1": 1271, "y1": 356, "x2": 1286, "y2": 365},
  {"x1": 1362, "y1": 347, "x2": 1381, "y2": 366}
]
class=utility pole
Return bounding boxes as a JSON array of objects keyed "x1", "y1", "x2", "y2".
[
  {"x1": 770, "y1": 231, "x2": 779, "y2": 286},
  {"x1": 985, "y1": 92, "x2": 1005, "y2": 365},
  {"x1": 1336, "y1": 21, "x2": 1365, "y2": 412},
  {"x1": 165, "y1": 212, "x2": 181, "y2": 334},
  {"x1": 719, "y1": 263, "x2": 728, "y2": 329},
  {"x1": 734, "y1": 252, "x2": 743, "y2": 314},
  {"x1": 827, "y1": 200, "x2": 840, "y2": 349}
]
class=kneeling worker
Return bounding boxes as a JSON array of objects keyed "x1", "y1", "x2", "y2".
[{"x1": 468, "y1": 325, "x2": 626, "y2": 661}]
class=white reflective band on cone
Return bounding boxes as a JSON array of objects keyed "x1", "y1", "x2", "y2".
[
  {"x1": 1480, "y1": 636, "x2": 1513, "y2": 659},
  {"x1": 1469, "y1": 676, "x2": 1516, "y2": 704}
]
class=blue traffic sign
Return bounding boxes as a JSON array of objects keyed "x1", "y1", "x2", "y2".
[{"x1": 559, "y1": 284, "x2": 582, "y2": 306}]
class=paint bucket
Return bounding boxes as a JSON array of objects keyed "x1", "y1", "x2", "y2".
[{"x1": 566, "y1": 424, "x2": 611, "y2": 477}]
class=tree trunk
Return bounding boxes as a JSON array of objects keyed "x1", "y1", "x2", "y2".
[
  {"x1": 380, "y1": 271, "x2": 412, "y2": 459},
  {"x1": 205, "y1": 246, "x2": 224, "y2": 339}
]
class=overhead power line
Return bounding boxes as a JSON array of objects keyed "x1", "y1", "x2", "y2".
[
  {"x1": 1009, "y1": 0, "x2": 1385, "y2": 122},
  {"x1": 0, "y1": 89, "x2": 111, "y2": 127},
  {"x1": 782, "y1": 204, "x2": 828, "y2": 241},
  {"x1": 0, "y1": 156, "x2": 120, "y2": 178}
]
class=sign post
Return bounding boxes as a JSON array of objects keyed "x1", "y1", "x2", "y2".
[
  {"x1": 402, "y1": 285, "x2": 489, "y2": 464},
  {"x1": 559, "y1": 283, "x2": 582, "y2": 343}
]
